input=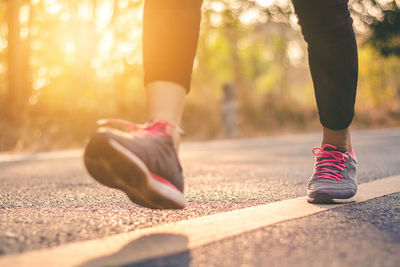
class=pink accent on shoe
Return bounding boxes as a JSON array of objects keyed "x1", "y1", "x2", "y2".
[
  {"x1": 349, "y1": 150, "x2": 357, "y2": 160},
  {"x1": 150, "y1": 172, "x2": 183, "y2": 192},
  {"x1": 97, "y1": 119, "x2": 183, "y2": 138},
  {"x1": 312, "y1": 144, "x2": 349, "y2": 181}
]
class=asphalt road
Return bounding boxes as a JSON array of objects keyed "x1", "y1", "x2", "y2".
[
  {"x1": 134, "y1": 192, "x2": 400, "y2": 267},
  {"x1": 0, "y1": 128, "x2": 399, "y2": 264}
]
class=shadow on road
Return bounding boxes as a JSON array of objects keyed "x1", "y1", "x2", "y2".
[{"x1": 80, "y1": 233, "x2": 190, "y2": 267}]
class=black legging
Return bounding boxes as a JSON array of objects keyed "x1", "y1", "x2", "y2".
[{"x1": 143, "y1": 0, "x2": 358, "y2": 130}]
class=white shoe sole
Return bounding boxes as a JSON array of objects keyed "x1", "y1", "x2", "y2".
[{"x1": 307, "y1": 192, "x2": 356, "y2": 204}]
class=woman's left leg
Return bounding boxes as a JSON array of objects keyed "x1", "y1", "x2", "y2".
[{"x1": 292, "y1": 0, "x2": 358, "y2": 204}]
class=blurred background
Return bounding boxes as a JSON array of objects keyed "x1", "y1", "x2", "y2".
[{"x1": 0, "y1": 0, "x2": 399, "y2": 152}]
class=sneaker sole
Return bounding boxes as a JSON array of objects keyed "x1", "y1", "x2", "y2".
[
  {"x1": 84, "y1": 136, "x2": 186, "y2": 210},
  {"x1": 307, "y1": 193, "x2": 356, "y2": 204}
]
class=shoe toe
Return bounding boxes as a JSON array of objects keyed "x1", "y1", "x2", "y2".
[{"x1": 307, "y1": 178, "x2": 356, "y2": 199}]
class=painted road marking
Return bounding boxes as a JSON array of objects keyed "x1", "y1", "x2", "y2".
[{"x1": 1, "y1": 175, "x2": 399, "y2": 267}]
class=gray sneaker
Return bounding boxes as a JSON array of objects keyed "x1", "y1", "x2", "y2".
[
  {"x1": 84, "y1": 119, "x2": 186, "y2": 210},
  {"x1": 307, "y1": 144, "x2": 357, "y2": 204}
]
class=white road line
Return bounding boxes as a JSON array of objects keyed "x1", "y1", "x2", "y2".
[{"x1": 1, "y1": 175, "x2": 399, "y2": 267}]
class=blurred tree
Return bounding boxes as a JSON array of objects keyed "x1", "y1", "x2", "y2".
[
  {"x1": 0, "y1": 0, "x2": 399, "y2": 151},
  {"x1": 6, "y1": 0, "x2": 22, "y2": 119},
  {"x1": 5, "y1": 0, "x2": 32, "y2": 121},
  {"x1": 351, "y1": 0, "x2": 400, "y2": 56},
  {"x1": 369, "y1": 4, "x2": 400, "y2": 57},
  {"x1": 199, "y1": 0, "x2": 295, "y2": 122}
]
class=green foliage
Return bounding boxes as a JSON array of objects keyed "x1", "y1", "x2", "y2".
[
  {"x1": 350, "y1": 0, "x2": 400, "y2": 57},
  {"x1": 0, "y1": 0, "x2": 399, "y2": 152},
  {"x1": 370, "y1": 9, "x2": 400, "y2": 57}
]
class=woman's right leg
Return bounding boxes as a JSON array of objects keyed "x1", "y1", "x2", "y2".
[
  {"x1": 143, "y1": 0, "x2": 203, "y2": 149},
  {"x1": 84, "y1": 0, "x2": 203, "y2": 209}
]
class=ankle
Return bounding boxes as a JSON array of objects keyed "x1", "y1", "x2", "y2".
[
  {"x1": 147, "y1": 81, "x2": 186, "y2": 128},
  {"x1": 169, "y1": 127, "x2": 181, "y2": 152},
  {"x1": 149, "y1": 118, "x2": 181, "y2": 151},
  {"x1": 321, "y1": 141, "x2": 352, "y2": 153},
  {"x1": 322, "y1": 126, "x2": 352, "y2": 152}
]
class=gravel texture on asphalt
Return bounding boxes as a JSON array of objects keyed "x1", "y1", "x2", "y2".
[
  {"x1": 0, "y1": 128, "x2": 399, "y2": 255},
  {"x1": 127, "y1": 193, "x2": 400, "y2": 267}
]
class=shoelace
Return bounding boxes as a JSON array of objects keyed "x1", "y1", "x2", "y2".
[
  {"x1": 97, "y1": 118, "x2": 184, "y2": 137},
  {"x1": 312, "y1": 144, "x2": 349, "y2": 181}
]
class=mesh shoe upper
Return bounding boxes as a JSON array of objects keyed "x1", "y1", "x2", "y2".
[
  {"x1": 93, "y1": 119, "x2": 184, "y2": 192},
  {"x1": 307, "y1": 144, "x2": 357, "y2": 199}
]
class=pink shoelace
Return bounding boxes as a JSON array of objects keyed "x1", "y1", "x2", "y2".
[
  {"x1": 313, "y1": 144, "x2": 350, "y2": 181},
  {"x1": 97, "y1": 118, "x2": 183, "y2": 137}
]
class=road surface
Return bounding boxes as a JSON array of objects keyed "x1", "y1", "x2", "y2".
[{"x1": 0, "y1": 128, "x2": 399, "y2": 266}]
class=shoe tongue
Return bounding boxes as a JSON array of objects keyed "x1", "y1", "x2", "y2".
[
  {"x1": 316, "y1": 145, "x2": 347, "y2": 177},
  {"x1": 323, "y1": 146, "x2": 346, "y2": 153}
]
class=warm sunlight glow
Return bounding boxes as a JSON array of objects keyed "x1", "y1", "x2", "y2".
[
  {"x1": 98, "y1": 30, "x2": 115, "y2": 53},
  {"x1": 255, "y1": 0, "x2": 274, "y2": 8},
  {"x1": 1, "y1": 0, "x2": 399, "y2": 153},
  {"x1": 78, "y1": 1, "x2": 91, "y2": 19},
  {"x1": 45, "y1": 0, "x2": 63, "y2": 15},
  {"x1": 63, "y1": 41, "x2": 76, "y2": 54},
  {"x1": 25, "y1": 0, "x2": 144, "y2": 95}
]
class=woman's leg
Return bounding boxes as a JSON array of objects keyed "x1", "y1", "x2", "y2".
[
  {"x1": 292, "y1": 0, "x2": 358, "y2": 152},
  {"x1": 292, "y1": 0, "x2": 359, "y2": 204},
  {"x1": 84, "y1": 0, "x2": 203, "y2": 209},
  {"x1": 143, "y1": 0, "x2": 203, "y2": 149}
]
